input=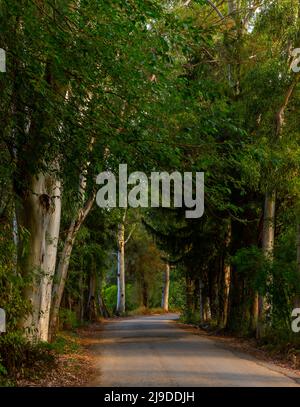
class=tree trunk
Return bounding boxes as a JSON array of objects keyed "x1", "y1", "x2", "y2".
[
  {"x1": 257, "y1": 191, "x2": 276, "y2": 338},
  {"x1": 49, "y1": 191, "x2": 95, "y2": 341},
  {"x1": 251, "y1": 291, "x2": 259, "y2": 332},
  {"x1": 87, "y1": 269, "x2": 97, "y2": 322},
  {"x1": 17, "y1": 172, "x2": 61, "y2": 341},
  {"x1": 142, "y1": 279, "x2": 148, "y2": 308},
  {"x1": 222, "y1": 263, "x2": 231, "y2": 328},
  {"x1": 295, "y1": 224, "x2": 300, "y2": 308},
  {"x1": 96, "y1": 274, "x2": 110, "y2": 319},
  {"x1": 221, "y1": 221, "x2": 232, "y2": 328},
  {"x1": 199, "y1": 278, "x2": 204, "y2": 323},
  {"x1": 204, "y1": 295, "x2": 211, "y2": 322},
  {"x1": 38, "y1": 177, "x2": 61, "y2": 341},
  {"x1": 79, "y1": 262, "x2": 85, "y2": 324},
  {"x1": 227, "y1": 0, "x2": 235, "y2": 15},
  {"x1": 116, "y1": 222, "x2": 125, "y2": 314},
  {"x1": 161, "y1": 263, "x2": 170, "y2": 312},
  {"x1": 185, "y1": 275, "x2": 195, "y2": 316},
  {"x1": 255, "y1": 75, "x2": 299, "y2": 337}
]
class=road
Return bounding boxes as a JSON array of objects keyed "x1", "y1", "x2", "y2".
[{"x1": 88, "y1": 314, "x2": 300, "y2": 387}]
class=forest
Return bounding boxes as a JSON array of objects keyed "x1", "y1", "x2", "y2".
[{"x1": 1, "y1": 0, "x2": 300, "y2": 387}]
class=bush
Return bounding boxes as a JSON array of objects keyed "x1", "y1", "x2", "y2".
[
  {"x1": 59, "y1": 308, "x2": 79, "y2": 330},
  {"x1": 46, "y1": 334, "x2": 80, "y2": 354},
  {"x1": 0, "y1": 332, "x2": 55, "y2": 381},
  {"x1": 103, "y1": 283, "x2": 138, "y2": 313}
]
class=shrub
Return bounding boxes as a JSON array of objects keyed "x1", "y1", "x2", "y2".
[
  {"x1": 59, "y1": 308, "x2": 79, "y2": 330},
  {"x1": 0, "y1": 332, "x2": 55, "y2": 380}
]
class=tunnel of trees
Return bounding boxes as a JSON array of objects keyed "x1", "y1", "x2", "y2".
[{"x1": 1, "y1": 0, "x2": 300, "y2": 380}]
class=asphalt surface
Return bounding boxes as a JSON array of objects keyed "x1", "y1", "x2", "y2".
[{"x1": 88, "y1": 314, "x2": 300, "y2": 387}]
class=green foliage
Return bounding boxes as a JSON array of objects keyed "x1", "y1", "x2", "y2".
[
  {"x1": 45, "y1": 334, "x2": 80, "y2": 355},
  {"x1": 103, "y1": 285, "x2": 118, "y2": 313},
  {"x1": 169, "y1": 274, "x2": 185, "y2": 311},
  {"x1": 59, "y1": 309, "x2": 79, "y2": 330},
  {"x1": 1, "y1": 0, "x2": 300, "y2": 372},
  {"x1": 103, "y1": 284, "x2": 138, "y2": 313},
  {"x1": 232, "y1": 246, "x2": 268, "y2": 295},
  {"x1": 0, "y1": 332, "x2": 55, "y2": 381}
]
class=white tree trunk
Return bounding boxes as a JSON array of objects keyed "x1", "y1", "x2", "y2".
[
  {"x1": 256, "y1": 76, "x2": 298, "y2": 337},
  {"x1": 262, "y1": 192, "x2": 276, "y2": 256},
  {"x1": 222, "y1": 220, "x2": 232, "y2": 328},
  {"x1": 116, "y1": 223, "x2": 125, "y2": 314},
  {"x1": 295, "y1": 224, "x2": 300, "y2": 308},
  {"x1": 161, "y1": 263, "x2": 170, "y2": 312},
  {"x1": 49, "y1": 191, "x2": 95, "y2": 340},
  {"x1": 17, "y1": 172, "x2": 61, "y2": 342},
  {"x1": 227, "y1": 0, "x2": 235, "y2": 15},
  {"x1": 117, "y1": 250, "x2": 121, "y2": 311},
  {"x1": 257, "y1": 191, "x2": 276, "y2": 338},
  {"x1": 38, "y1": 177, "x2": 61, "y2": 341}
]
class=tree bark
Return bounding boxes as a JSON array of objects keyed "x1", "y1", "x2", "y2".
[
  {"x1": 222, "y1": 221, "x2": 232, "y2": 328},
  {"x1": 17, "y1": 172, "x2": 61, "y2": 341},
  {"x1": 257, "y1": 191, "x2": 276, "y2": 338},
  {"x1": 186, "y1": 275, "x2": 195, "y2": 315},
  {"x1": 116, "y1": 222, "x2": 125, "y2": 314},
  {"x1": 87, "y1": 269, "x2": 97, "y2": 322},
  {"x1": 295, "y1": 224, "x2": 300, "y2": 308},
  {"x1": 256, "y1": 74, "x2": 299, "y2": 337},
  {"x1": 251, "y1": 291, "x2": 259, "y2": 332},
  {"x1": 199, "y1": 278, "x2": 204, "y2": 323},
  {"x1": 96, "y1": 274, "x2": 110, "y2": 319},
  {"x1": 38, "y1": 177, "x2": 61, "y2": 341},
  {"x1": 161, "y1": 263, "x2": 170, "y2": 312},
  {"x1": 49, "y1": 191, "x2": 95, "y2": 340}
]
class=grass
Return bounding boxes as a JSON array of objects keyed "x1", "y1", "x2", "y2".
[{"x1": 0, "y1": 331, "x2": 82, "y2": 387}]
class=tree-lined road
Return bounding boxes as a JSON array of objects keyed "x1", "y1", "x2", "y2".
[{"x1": 88, "y1": 314, "x2": 300, "y2": 387}]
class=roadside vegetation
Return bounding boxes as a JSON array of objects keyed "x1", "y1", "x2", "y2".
[{"x1": 1, "y1": 0, "x2": 300, "y2": 385}]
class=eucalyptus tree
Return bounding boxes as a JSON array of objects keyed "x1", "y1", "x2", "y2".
[{"x1": 0, "y1": 0, "x2": 180, "y2": 341}]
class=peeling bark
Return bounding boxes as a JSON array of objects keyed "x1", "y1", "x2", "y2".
[{"x1": 17, "y1": 172, "x2": 61, "y2": 341}]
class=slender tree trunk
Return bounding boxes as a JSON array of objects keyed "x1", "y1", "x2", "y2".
[
  {"x1": 79, "y1": 262, "x2": 84, "y2": 324},
  {"x1": 251, "y1": 291, "x2": 259, "y2": 332},
  {"x1": 295, "y1": 224, "x2": 300, "y2": 308},
  {"x1": 142, "y1": 279, "x2": 148, "y2": 308},
  {"x1": 227, "y1": 0, "x2": 235, "y2": 15},
  {"x1": 96, "y1": 272, "x2": 110, "y2": 319},
  {"x1": 221, "y1": 221, "x2": 232, "y2": 328},
  {"x1": 256, "y1": 75, "x2": 299, "y2": 337},
  {"x1": 204, "y1": 295, "x2": 211, "y2": 322},
  {"x1": 116, "y1": 250, "x2": 121, "y2": 311},
  {"x1": 186, "y1": 275, "x2": 195, "y2": 315},
  {"x1": 199, "y1": 278, "x2": 204, "y2": 323},
  {"x1": 38, "y1": 177, "x2": 61, "y2": 341},
  {"x1": 87, "y1": 269, "x2": 97, "y2": 322},
  {"x1": 116, "y1": 223, "x2": 125, "y2": 314},
  {"x1": 161, "y1": 263, "x2": 170, "y2": 312},
  {"x1": 257, "y1": 191, "x2": 276, "y2": 338},
  {"x1": 49, "y1": 191, "x2": 95, "y2": 340},
  {"x1": 222, "y1": 263, "x2": 231, "y2": 328}
]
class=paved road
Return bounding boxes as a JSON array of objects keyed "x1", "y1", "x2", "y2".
[{"x1": 88, "y1": 314, "x2": 300, "y2": 387}]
